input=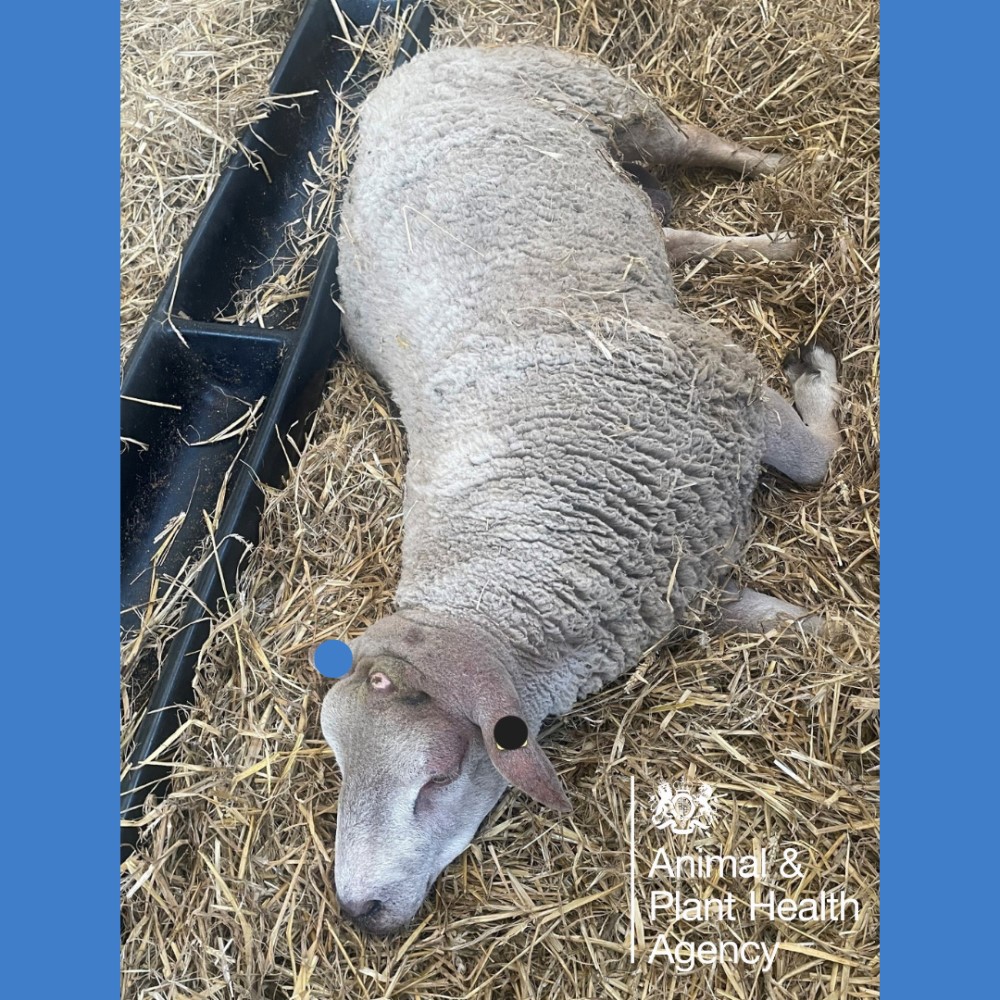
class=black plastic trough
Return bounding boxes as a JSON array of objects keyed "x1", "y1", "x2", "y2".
[{"x1": 120, "y1": 0, "x2": 434, "y2": 860}]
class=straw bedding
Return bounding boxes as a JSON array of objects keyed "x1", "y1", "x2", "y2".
[{"x1": 121, "y1": 1, "x2": 879, "y2": 997}]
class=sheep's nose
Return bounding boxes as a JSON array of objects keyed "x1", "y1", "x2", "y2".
[{"x1": 338, "y1": 893, "x2": 383, "y2": 923}]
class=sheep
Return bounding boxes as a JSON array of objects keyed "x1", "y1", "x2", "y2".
[{"x1": 319, "y1": 44, "x2": 841, "y2": 937}]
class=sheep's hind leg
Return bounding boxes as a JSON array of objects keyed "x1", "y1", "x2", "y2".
[
  {"x1": 615, "y1": 117, "x2": 786, "y2": 178},
  {"x1": 661, "y1": 227, "x2": 800, "y2": 265},
  {"x1": 612, "y1": 97, "x2": 797, "y2": 264},
  {"x1": 712, "y1": 583, "x2": 824, "y2": 635},
  {"x1": 762, "y1": 342, "x2": 841, "y2": 487}
]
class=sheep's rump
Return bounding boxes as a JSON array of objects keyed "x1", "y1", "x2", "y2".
[{"x1": 338, "y1": 46, "x2": 768, "y2": 709}]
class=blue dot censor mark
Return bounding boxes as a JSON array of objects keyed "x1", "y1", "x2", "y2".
[{"x1": 312, "y1": 639, "x2": 353, "y2": 678}]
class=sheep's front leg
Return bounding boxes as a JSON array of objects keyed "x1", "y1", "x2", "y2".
[
  {"x1": 661, "y1": 227, "x2": 800, "y2": 265},
  {"x1": 713, "y1": 583, "x2": 824, "y2": 634},
  {"x1": 762, "y1": 342, "x2": 841, "y2": 486}
]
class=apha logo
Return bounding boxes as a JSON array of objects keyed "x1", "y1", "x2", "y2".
[{"x1": 648, "y1": 779, "x2": 716, "y2": 835}]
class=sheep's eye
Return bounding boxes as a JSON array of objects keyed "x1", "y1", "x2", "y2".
[{"x1": 415, "y1": 773, "x2": 457, "y2": 814}]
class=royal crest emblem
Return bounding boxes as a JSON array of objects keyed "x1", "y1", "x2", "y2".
[{"x1": 649, "y1": 779, "x2": 716, "y2": 835}]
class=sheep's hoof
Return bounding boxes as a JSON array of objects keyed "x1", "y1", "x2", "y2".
[
  {"x1": 784, "y1": 339, "x2": 838, "y2": 384},
  {"x1": 748, "y1": 151, "x2": 788, "y2": 176}
]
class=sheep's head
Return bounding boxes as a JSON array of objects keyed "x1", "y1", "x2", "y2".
[{"x1": 319, "y1": 611, "x2": 570, "y2": 936}]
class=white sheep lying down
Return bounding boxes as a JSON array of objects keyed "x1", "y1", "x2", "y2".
[{"x1": 321, "y1": 44, "x2": 840, "y2": 936}]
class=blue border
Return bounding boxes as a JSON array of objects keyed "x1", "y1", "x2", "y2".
[
  {"x1": 4, "y1": 3, "x2": 995, "y2": 996},
  {"x1": 6, "y1": 4, "x2": 120, "y2": 995},
  {"x1": 882, "y1": 5, "x2": 996, "y2": 996}
]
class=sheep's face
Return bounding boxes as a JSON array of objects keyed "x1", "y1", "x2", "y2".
[{"x1": 321, "y1": 656, "x2": 507, "y2": 936}]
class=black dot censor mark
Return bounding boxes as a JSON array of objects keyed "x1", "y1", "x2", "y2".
[{"x1": 493, "y1": 715, "x2": 529, "y2": 751}]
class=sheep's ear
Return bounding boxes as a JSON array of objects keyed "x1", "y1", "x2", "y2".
[
  {"x1": 483, "y1": 715, "x2": 571, "y2": 812},
  {"x1": 422, "y1": 659, "x2": 571, "y2": 812}
]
